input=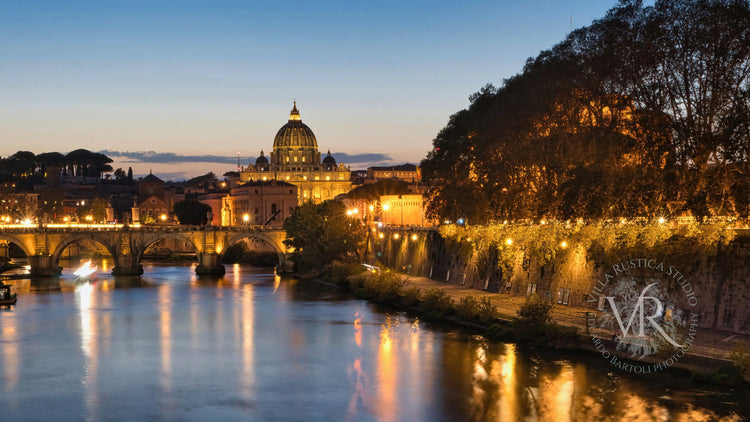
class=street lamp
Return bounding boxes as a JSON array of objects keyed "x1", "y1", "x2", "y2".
[{"x1": 243, "y1": 213, "x2": 250, "y2": 226}]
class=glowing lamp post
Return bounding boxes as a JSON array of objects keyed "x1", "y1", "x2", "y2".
[{"x1": 243, "y1": 213, "x2": 250, "y2": 226}]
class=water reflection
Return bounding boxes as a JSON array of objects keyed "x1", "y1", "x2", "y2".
[
  {"x1": 75, "y1": 282, "x2": 98, "y2": 422},
  {"x1": 0, "y1": 264, "x2": 744, "y2": 421},
  {"x1": 452, "y1": 338, "x2": 744, "y2": 421},
  {"x1": 2, "y1": 311, "x2": 19, "y2": 391},
  {"x1": 241, "y1": 283, "x2": 255, "y2": 397},
  {"x1": 347, "y1": 311, "x2": 367, "y2": 420},
  {"x1": 158, "y1": 283, "x2": 172, "y2": 400}
]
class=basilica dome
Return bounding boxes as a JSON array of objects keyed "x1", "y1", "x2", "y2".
[{"x1": 272, "y1": 102, "x2": 318, "y2": 149}]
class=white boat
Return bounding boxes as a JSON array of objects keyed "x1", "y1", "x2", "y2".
[{"x1": 74, "y1": 260, "x2": 98, "y2": 280}]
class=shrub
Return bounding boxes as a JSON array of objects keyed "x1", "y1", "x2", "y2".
[
  {"x1": 477, "y1": 296, "x2": 498, "y2": 323},
  {"x1": 419, "y1": 287, "x2": 453, "y2": 315},
  {"x1": 327, "y1": 262, "x2": 367, "y2": 288},
  {"x1": 730, "y1": 342, "x2": 750, "y2": 382},
  {"x1": 455, "y1": 296, "x2": 481, "y2": 321},
  {"x1": 362, "y1": 270, "x2": 408, "y2": 303},
  {"x1": 400, "y1": 287, "x2": 421, "y2": 308},
  {"x1": 513, "y1": 293, "x2": 553, "y2": 343}
]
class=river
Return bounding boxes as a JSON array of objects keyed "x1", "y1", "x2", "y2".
[{"x1": 0, "y1": 261, "x2": 746, "y2": 421}]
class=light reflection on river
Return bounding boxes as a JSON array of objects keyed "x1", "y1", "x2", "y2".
[{"x1": 0, "y1": 261, "x2": 746, "y2": 421}]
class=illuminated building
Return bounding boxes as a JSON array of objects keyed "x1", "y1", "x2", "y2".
[{"x1": 239, "y1": 102, "x2": 351, "y2": 203}]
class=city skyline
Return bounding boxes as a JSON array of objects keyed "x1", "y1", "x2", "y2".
[{"x1": 2, "y1": 0, "x2": 617, "y2": 179}]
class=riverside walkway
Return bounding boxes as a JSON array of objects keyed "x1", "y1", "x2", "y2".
[{"x1": 397, "y1": 273, "x2": 748, "y2": 362}]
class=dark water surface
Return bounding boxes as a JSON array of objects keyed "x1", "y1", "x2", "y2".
[{"x1": 0, "y1": 262, "x2": 746, "y2": 421}]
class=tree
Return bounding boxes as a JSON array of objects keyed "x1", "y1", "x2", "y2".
[
  {"x1": 421, "y1": 0, "x2": 750, "y2": 222},
  {"x1": 76, "y1": 198, "x2": 110, "y2": 223},
  {"x1": 283, "y1": 200, "x2": 366, "y2": 273},
  {"x1": 185, "y1": 172, "x2": 217, "y2": 190},
  {"x1": 173, "y1": 200, "x2": 212, "y2": 225},
  {"x1": 113, "y1": 168, "x2": 127, "y2": 182}
]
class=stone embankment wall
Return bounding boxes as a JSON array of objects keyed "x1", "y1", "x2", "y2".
[{"x1": 375, "y1": 230, "x2": 750, "y2": 334}]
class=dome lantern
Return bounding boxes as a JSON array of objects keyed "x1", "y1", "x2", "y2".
[{"x1": 289, "y1": 101, "x2": 301, "y2": 121}]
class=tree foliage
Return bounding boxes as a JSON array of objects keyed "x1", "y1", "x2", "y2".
[
  {"x1": 422, "y1": 0, "x2": 750, "y2": 222},
  {"x1": 185, "y1": 172, "x2": 217, "y2": 190},
  {"x1": 173, "y1": 199, "x2": 212, "y2": 225},
  {"x1": 0, "y1": 149, "x2": 117, "y2": 191},
  {"x1": 283, "y1": 200, "x2": 366, "y2": 273},
  {"x1": 347, "y1": 180, "x2": 410, "y2": 201}
]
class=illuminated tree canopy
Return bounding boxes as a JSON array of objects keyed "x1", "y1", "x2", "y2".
[{"x1": 422, "y1": 0, "x2": 750, "y2": 222}]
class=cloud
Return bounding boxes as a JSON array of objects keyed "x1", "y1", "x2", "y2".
[
  {"x1": 102, "y1": 150, "x2": 418, "y2": 180},
  {"x1": 99, "y1": 150, "x2": 242, "y2": 165},
  {"x1": 328, "y1": 152, "x2": 392, "y2": 164},
  {"x1": 100, "y1": 150, "x2": 399, "y2": 167}
]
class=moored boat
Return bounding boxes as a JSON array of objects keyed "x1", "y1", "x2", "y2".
[{"x1": 0, "y1": 283, "x2": 17, "y2": 305}]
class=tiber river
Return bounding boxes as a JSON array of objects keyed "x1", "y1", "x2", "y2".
[{"x1": 0, "y1": 260, "x2": 746, "y2": 421}]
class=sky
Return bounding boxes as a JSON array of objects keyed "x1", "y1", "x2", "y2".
[{"x1": 0, "y1": 0, "x2": 618, "y2": 180}]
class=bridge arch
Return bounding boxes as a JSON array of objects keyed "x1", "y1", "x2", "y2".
[
  {"x1": 136, "y1": 232, "x2": 199, "y2": 262},
  {"x1": 0, "y1": 234, "x2": 33, "y2": 258},
  {"x1": 50, "y1": 233, "x2": 118, "y2": 269},
  {"x1": 225, "y1": 231, "x2": 287, "y2": 267}
]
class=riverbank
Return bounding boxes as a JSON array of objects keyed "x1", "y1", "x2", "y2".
[
  {"x1": 306, "y1": 263, "x2": 749, "y2": 384},
  {"x1": 398, "y1": 272, "x2": 747, "y2": 361}
]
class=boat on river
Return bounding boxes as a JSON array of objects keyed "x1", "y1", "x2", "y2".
[
  {"x1": 0, "y1": 284, "x2": 17, "y2": 305},
  {"x1": 74, "y1": 260, "x2": 98, "y2": 281}
]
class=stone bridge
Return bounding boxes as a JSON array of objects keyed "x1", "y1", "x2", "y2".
[{"x1": 0, "y1": 225, "x2": 291, "y2": 276}]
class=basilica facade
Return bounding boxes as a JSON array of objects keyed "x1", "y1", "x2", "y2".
[{"x1": 239, "y1": 102, "x2": 351, "y2": 203}]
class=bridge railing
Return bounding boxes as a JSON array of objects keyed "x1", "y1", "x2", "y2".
[{"x1": 0, "y1": 224, "x2": 284, "y2": 233}]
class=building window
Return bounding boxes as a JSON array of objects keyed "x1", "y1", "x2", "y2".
[
  {"x1": 302, "y1": 156, "x2": 305, "y2": 162},
  {"x1": 286, "y1": 156, "x2": 290, "y2": 162},
  {"x1": 294, "y1": 157, "x2": 298, "y2": 162},
  {"x1": 271, "y1": 203, "x2": 277, "y2": 214}
]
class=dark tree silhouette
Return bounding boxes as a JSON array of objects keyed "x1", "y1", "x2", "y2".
[
  {"x1": 421, "y1": 0, "x2": 750, "y2": 222},
  {"x1": 173, "y1": 200, "x2": 212, "y2": 225}
]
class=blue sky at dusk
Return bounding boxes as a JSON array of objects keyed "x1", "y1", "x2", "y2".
[{"x1": 1, "y1": 0, "x2": 618, "y2": 179}]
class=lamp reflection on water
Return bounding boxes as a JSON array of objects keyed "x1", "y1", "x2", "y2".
[
  {"x1": 347, "y1": 311, "x2": 369, "y2": 419},
  {"x1": 2, "y1": 313, "x2": 19, "y2": 391},
  {"x1": 158, "y1": 284, "x2": 172, "y2": 398},
  {"x1": 377, "y1": 315, "x2": 398, "y2": 422},
  {"x1": 76, "y1": 282, "x2": 98, "y2": 421},
  {"x1": 242, "y1": 283, "x2": 255, "y2": 397}
]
